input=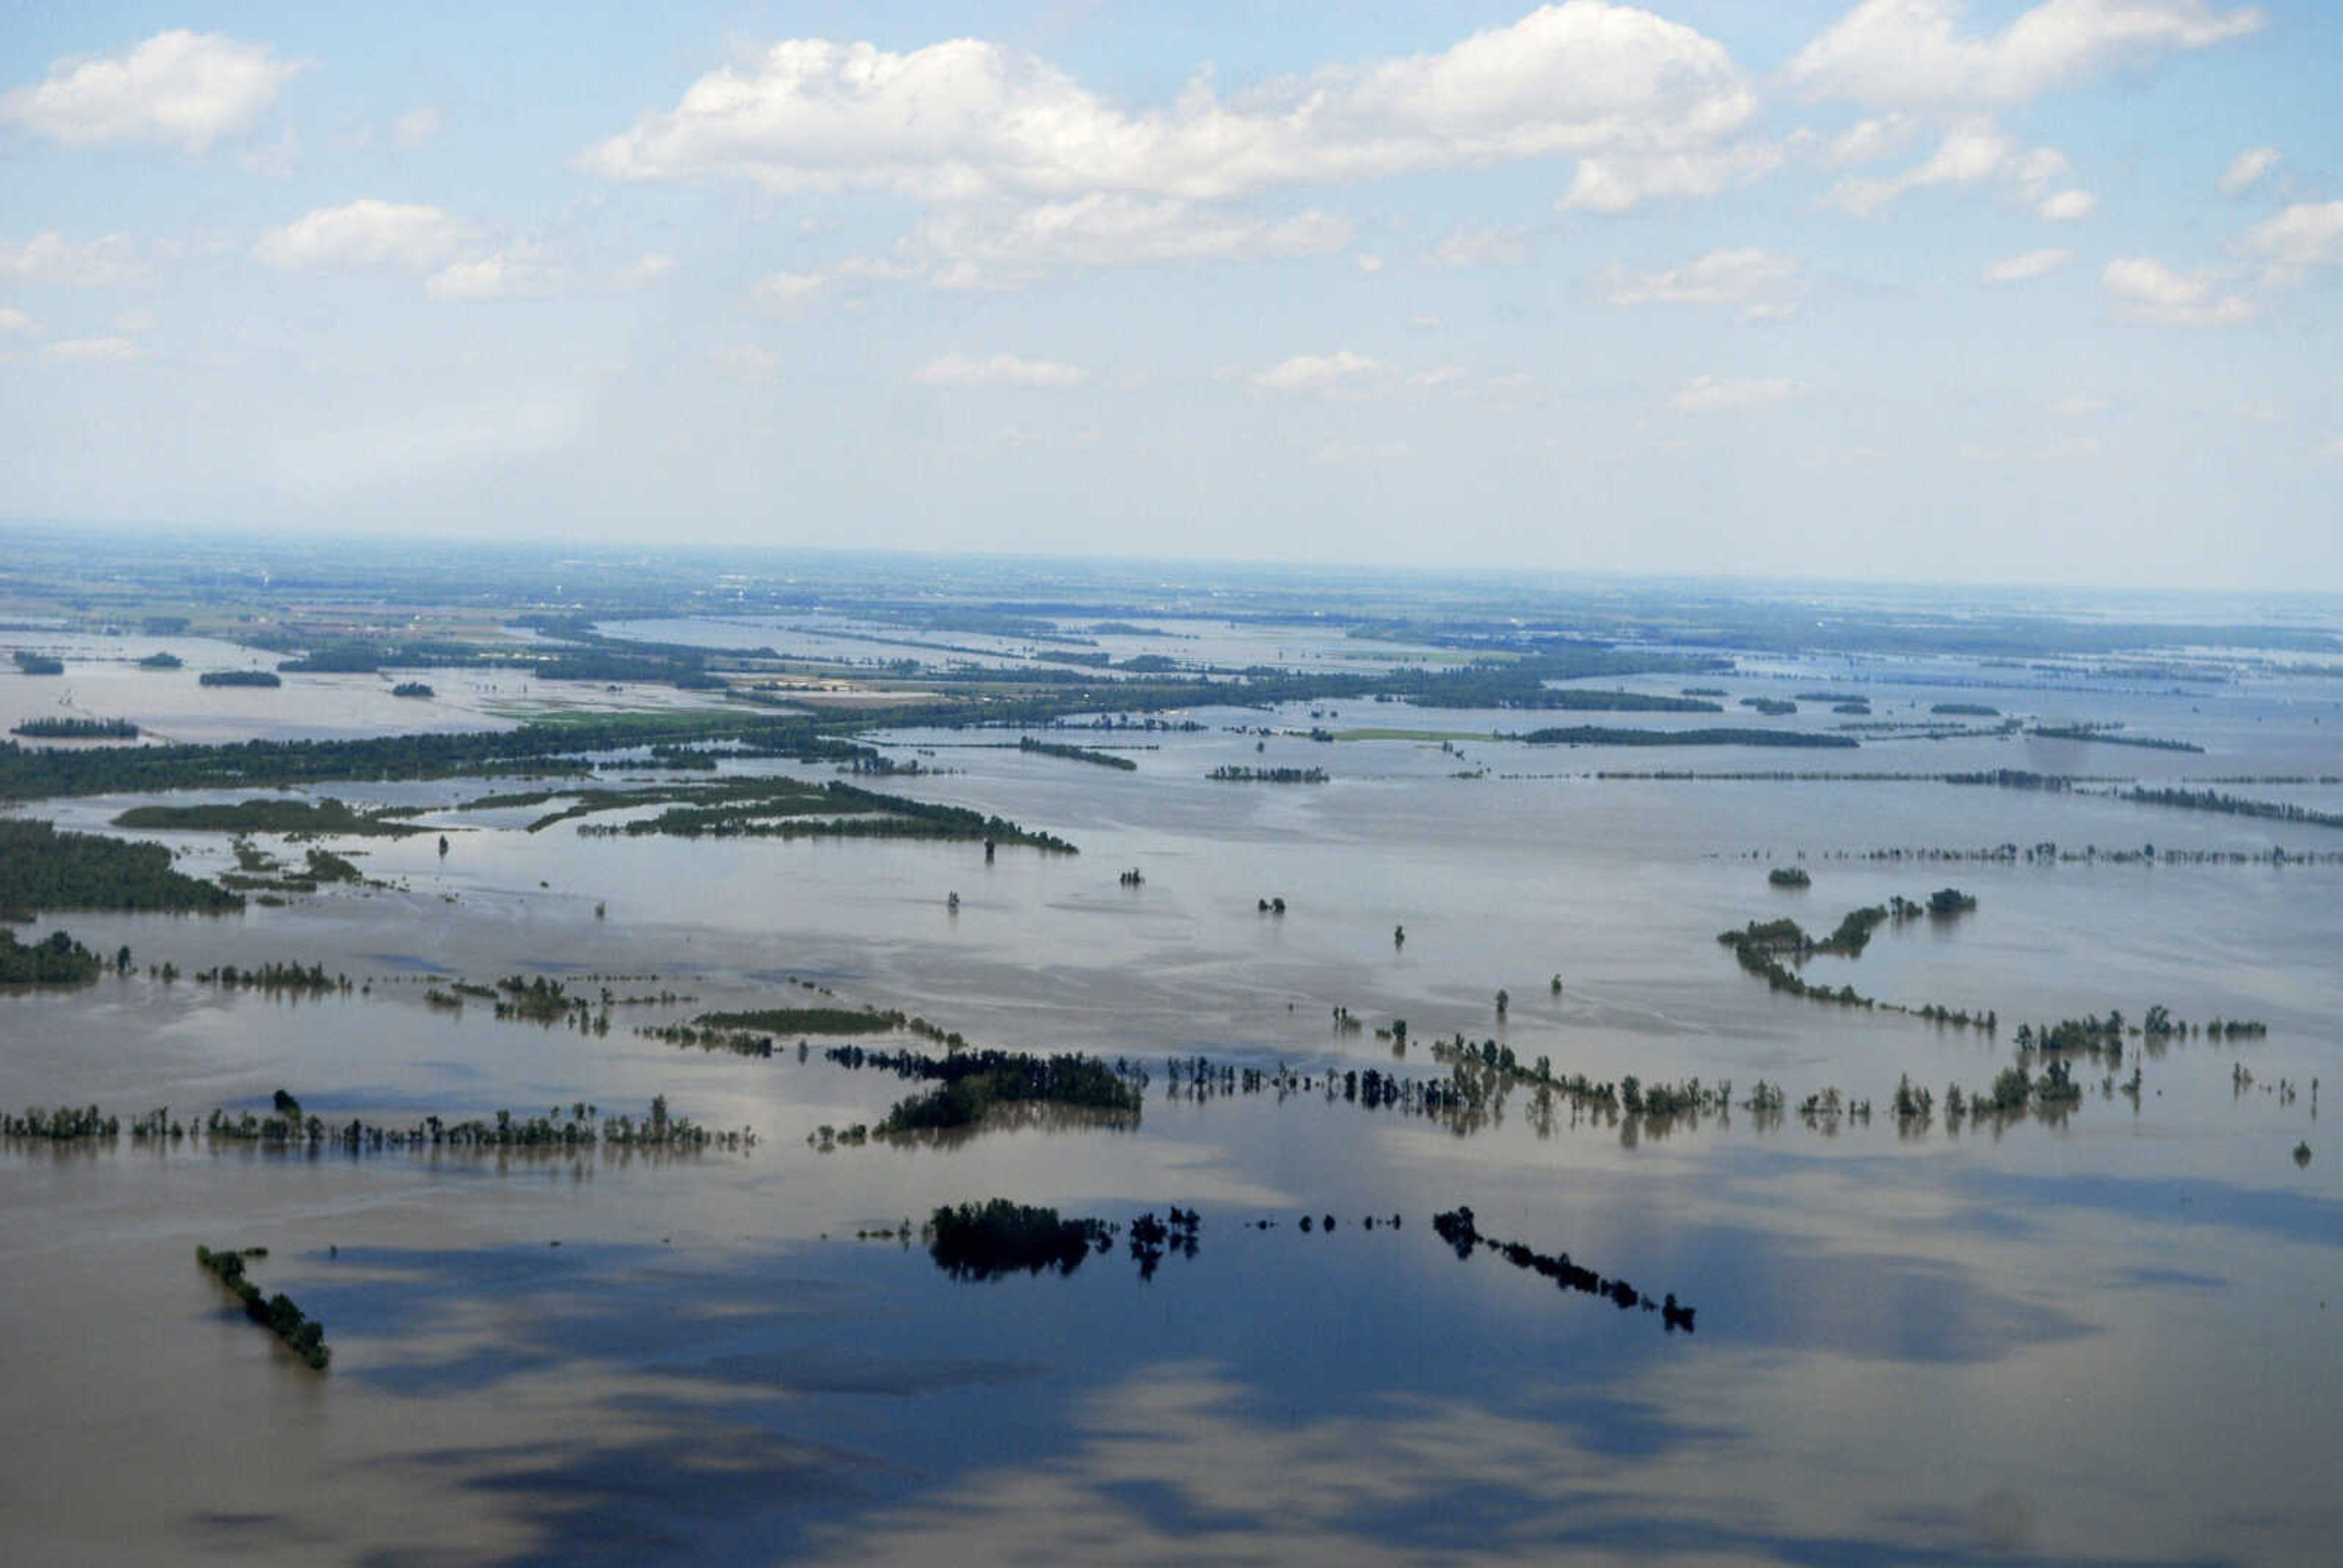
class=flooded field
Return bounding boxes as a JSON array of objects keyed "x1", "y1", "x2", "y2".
[{"x1": 4, "y1": 572, "x2": 2339, "y2": 1566}]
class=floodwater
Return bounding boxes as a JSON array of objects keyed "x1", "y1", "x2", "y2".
[{"x1": 2, "y1": 625, "x2": 2339, "y2": 1565}]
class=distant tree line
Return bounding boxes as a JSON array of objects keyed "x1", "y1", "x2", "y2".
[
  {"x1": 12, "y1": 716, "x2": 139, "y2": 739},
  {"x1": 1018, "y1": 736, "x2": 1138, "y2": 769},
  {"x1": 1517, "y1": 726, "x2": 1858, "y2": 749}
]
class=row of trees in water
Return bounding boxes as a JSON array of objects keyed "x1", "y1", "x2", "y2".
[
  {"x1": 1716, "y1": 895, "x2": 1997, "y2": 1027},
  {"x1": 1208, "y1": 766, "x2": 1327, "y2": 783},
  {"x1": 1432, "y1": 1206, "x2": 1696, "y2": 1332},
  {"x1": 815, "y1": 1045, "x2": 1145, "y2": 1134},
  {"x1": 1018, "y1": 736, "x2": 1137, "y2": 770},
  {"x1": 115, "y1": 796, "x2": 424, "y2": 836},
  {"x1": 12, "y1": 716, "x2": 139, "y2": 738},
  {"x1": 196, "y1": 1246, "x2": 329, "y2": 1370},
  {"x1": 1517, "y1": 725, "x2": 1859, "y2": 749},
  {"x1": 6, "y1": 1093, "x2": 752, "y2": 1153},
  {"x1": 571, "y1": 777, "x2": 1078, "y2": 852},
  {"x1": 0, "y1": 927, "x2": 103, "y2": 985},
  {"x1": 2028, "y1": 724, "x2": 2203, "y2": 752}
]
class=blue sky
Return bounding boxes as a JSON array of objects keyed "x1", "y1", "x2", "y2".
[{"x1": 2, "y1": 2, "x2": 2337, "y2": 588}]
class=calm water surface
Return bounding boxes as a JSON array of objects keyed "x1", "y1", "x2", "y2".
[{"x1": 2, "y1": 634, "x2": 2338, "y2": 1565}]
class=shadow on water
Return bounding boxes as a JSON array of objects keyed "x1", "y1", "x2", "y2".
[{"x1": 253, "y1": 1193, "x2": 2125, "y2": 1566}]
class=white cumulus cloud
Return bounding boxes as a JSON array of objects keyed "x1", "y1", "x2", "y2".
[
  {"x1": 1561, "y1": 139, "x2": 1786, "y2": 212},
  {"x1": 1787, "y1": 0, "x2": 2265, "y2": 107},
  {"x1": 394, "y1": 106, "x2": 444, "y2": 148},
  {"x1": 46, "y1": 336, "x2": 139, "y2": 364},
  {"x1": 426, "y1": 244, "x2": 561, "y2": 300},
  {"x1": 1426, "y1": 229, "x2": 1529, "y2": 268},
  {"x1": 0, "y1": 307, "x2": 39, "y2": 334},
  {"x1": 2217, "y1": 145, "x2": 2279, "y2": 194},
  {"x1": 0, "y1": 232, "x2": 151, "y2": 288},
  {"x1": 1828, "y1": 112, "x2": 1921, "y2": 165},
  {"x1": 1247, "y1": 351, "x2": 1398, "y2": 398},
  {"x1": 1604, "y1": 247, "x2": 1799, "y2": 318},
  {"x1": 1827, "y1": 119, "x2": 2071, "y2": 215},
  {"x1": 2037, "y1": 188, "x2": 2097, "y2": 220},
  {"x1": 913, "y1": 351, "x2": 1089, "y2": 389},
  {"x1": 2101, "y1": 256, "x2": 2255, "y2": 325},
  {"x1": 255, "y1": 200, "x2": 477, "y2": 273},
  {"x1": 2244, "y1": 201, "x2": 2343, "y2": 286},
  {"x1": 1669, "y1": 374, "x2": 1805, "y2": 412},
  {"x1": 1, "y1": 29, "x2": 301, "y2": 153},
  {"x1": 710, "y1": 343, "x2": 780, "y2": 383},
  {"x1": 914, "y1": 196, "x2": 1351, "y2": 288},
  {"x1": 583, "y1": 7, "x2": 1758, "y2": 203},
  {"x1": 1982, "y1": 248, "x2": 2071, "y2": 282}
]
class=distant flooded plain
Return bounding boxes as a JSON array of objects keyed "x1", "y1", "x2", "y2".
[{"x1": 4, "y1": 625, "x2": 2339, "y2": 1565}]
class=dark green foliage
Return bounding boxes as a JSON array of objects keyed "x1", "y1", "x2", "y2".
[
  {"x1": 12, "y1": 651, "x2": 65, "y2": 675},
  {"x1": 303, "y1": 846, "x2": 364, "y2": 883},
  {"x1": 1018, "y1": 736, "x2": 1137, "y2": 769},
  {"x1": 492, "y1": 974, "x2": 579, "y2": 1023},
  {"x1": 926, "y1": 1200, "x2": 1113, "y2": 1280},
  {"x1": 1767, "y1": 866, "x2": 1810, "y2": 888},
  {"x1": 200, "y1": 670, "x2": 282, "y2": 688},
  {"x1": 2118, "y1": 786, "x2": 2343, "y2": 832},
  {"x1": 389, "y1": 681, "x2": 434, "y2": 698},
  {"x1": 0, "y1": 927, "x2": 102, "y2": 985},
  {"x1": 1207, "y1": 766, "x2": 1328, "y2": 783},
  {"x1": 137, "y1": 652, "x2": 184, "y2": 669},
  {"x1": 698, "y1": 1005, "x2": 903, "y2": 1035},
  {"x1": 195, "y1": 1245, "x2": 329, "y2": 1369},
  {"x1": 1738, "y1": 697, "x2": 1798, "y2": 716},
  {"x1": 12, "y1": 717, "x2": 139, "y2": 739},
  {"x1": 1932, "y1": 702, "x2": 2001, "y2": 716},
  {"x1": 1364, "y1": 647, "x2": 1727, "y2": 709},
  {"x1": 833, "y1": 1046, "x2": 1143, "y2": 1133},
  {"x1": 0, "y1": 713, "x2": 853, "y2": 802},
  {"x1": 0, "y1": 818, "x2": 241, "y2": 919},
  {"x1": 583, "y1": 778, "x2": 1076, "y2": 851},
  {"x1": 1429, "y1": 1206, "x2": 1694, "y2": 1332},
  {"x1": 1819, "y1": 905, "x2": 1890, "y2": 955},
  {"x1": 198, "y1": 960, "x2": 348, "y2": 995},
  {"x1": 1927, "y1": 886, "x2": 1977, "y2": 916},
  {"x1": 2027, "y1": 724, "x2": 2203, "y2": 752},
  {"x1": 1, "y1": 1103, "x2": 119, "y2": 1137},
  {"x1": 185, "y1": 1095, "x2": 747, "y2": 1152},
  {"x1": 1517, "y1": 726, "x2": 1857, "y2": 749},
  {"x1": 113, "y1": 797, "x2": 426, "y2": 836},
  {"x1": 1508, "y1": 690, "x2": 1722, "y2": 713}
]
